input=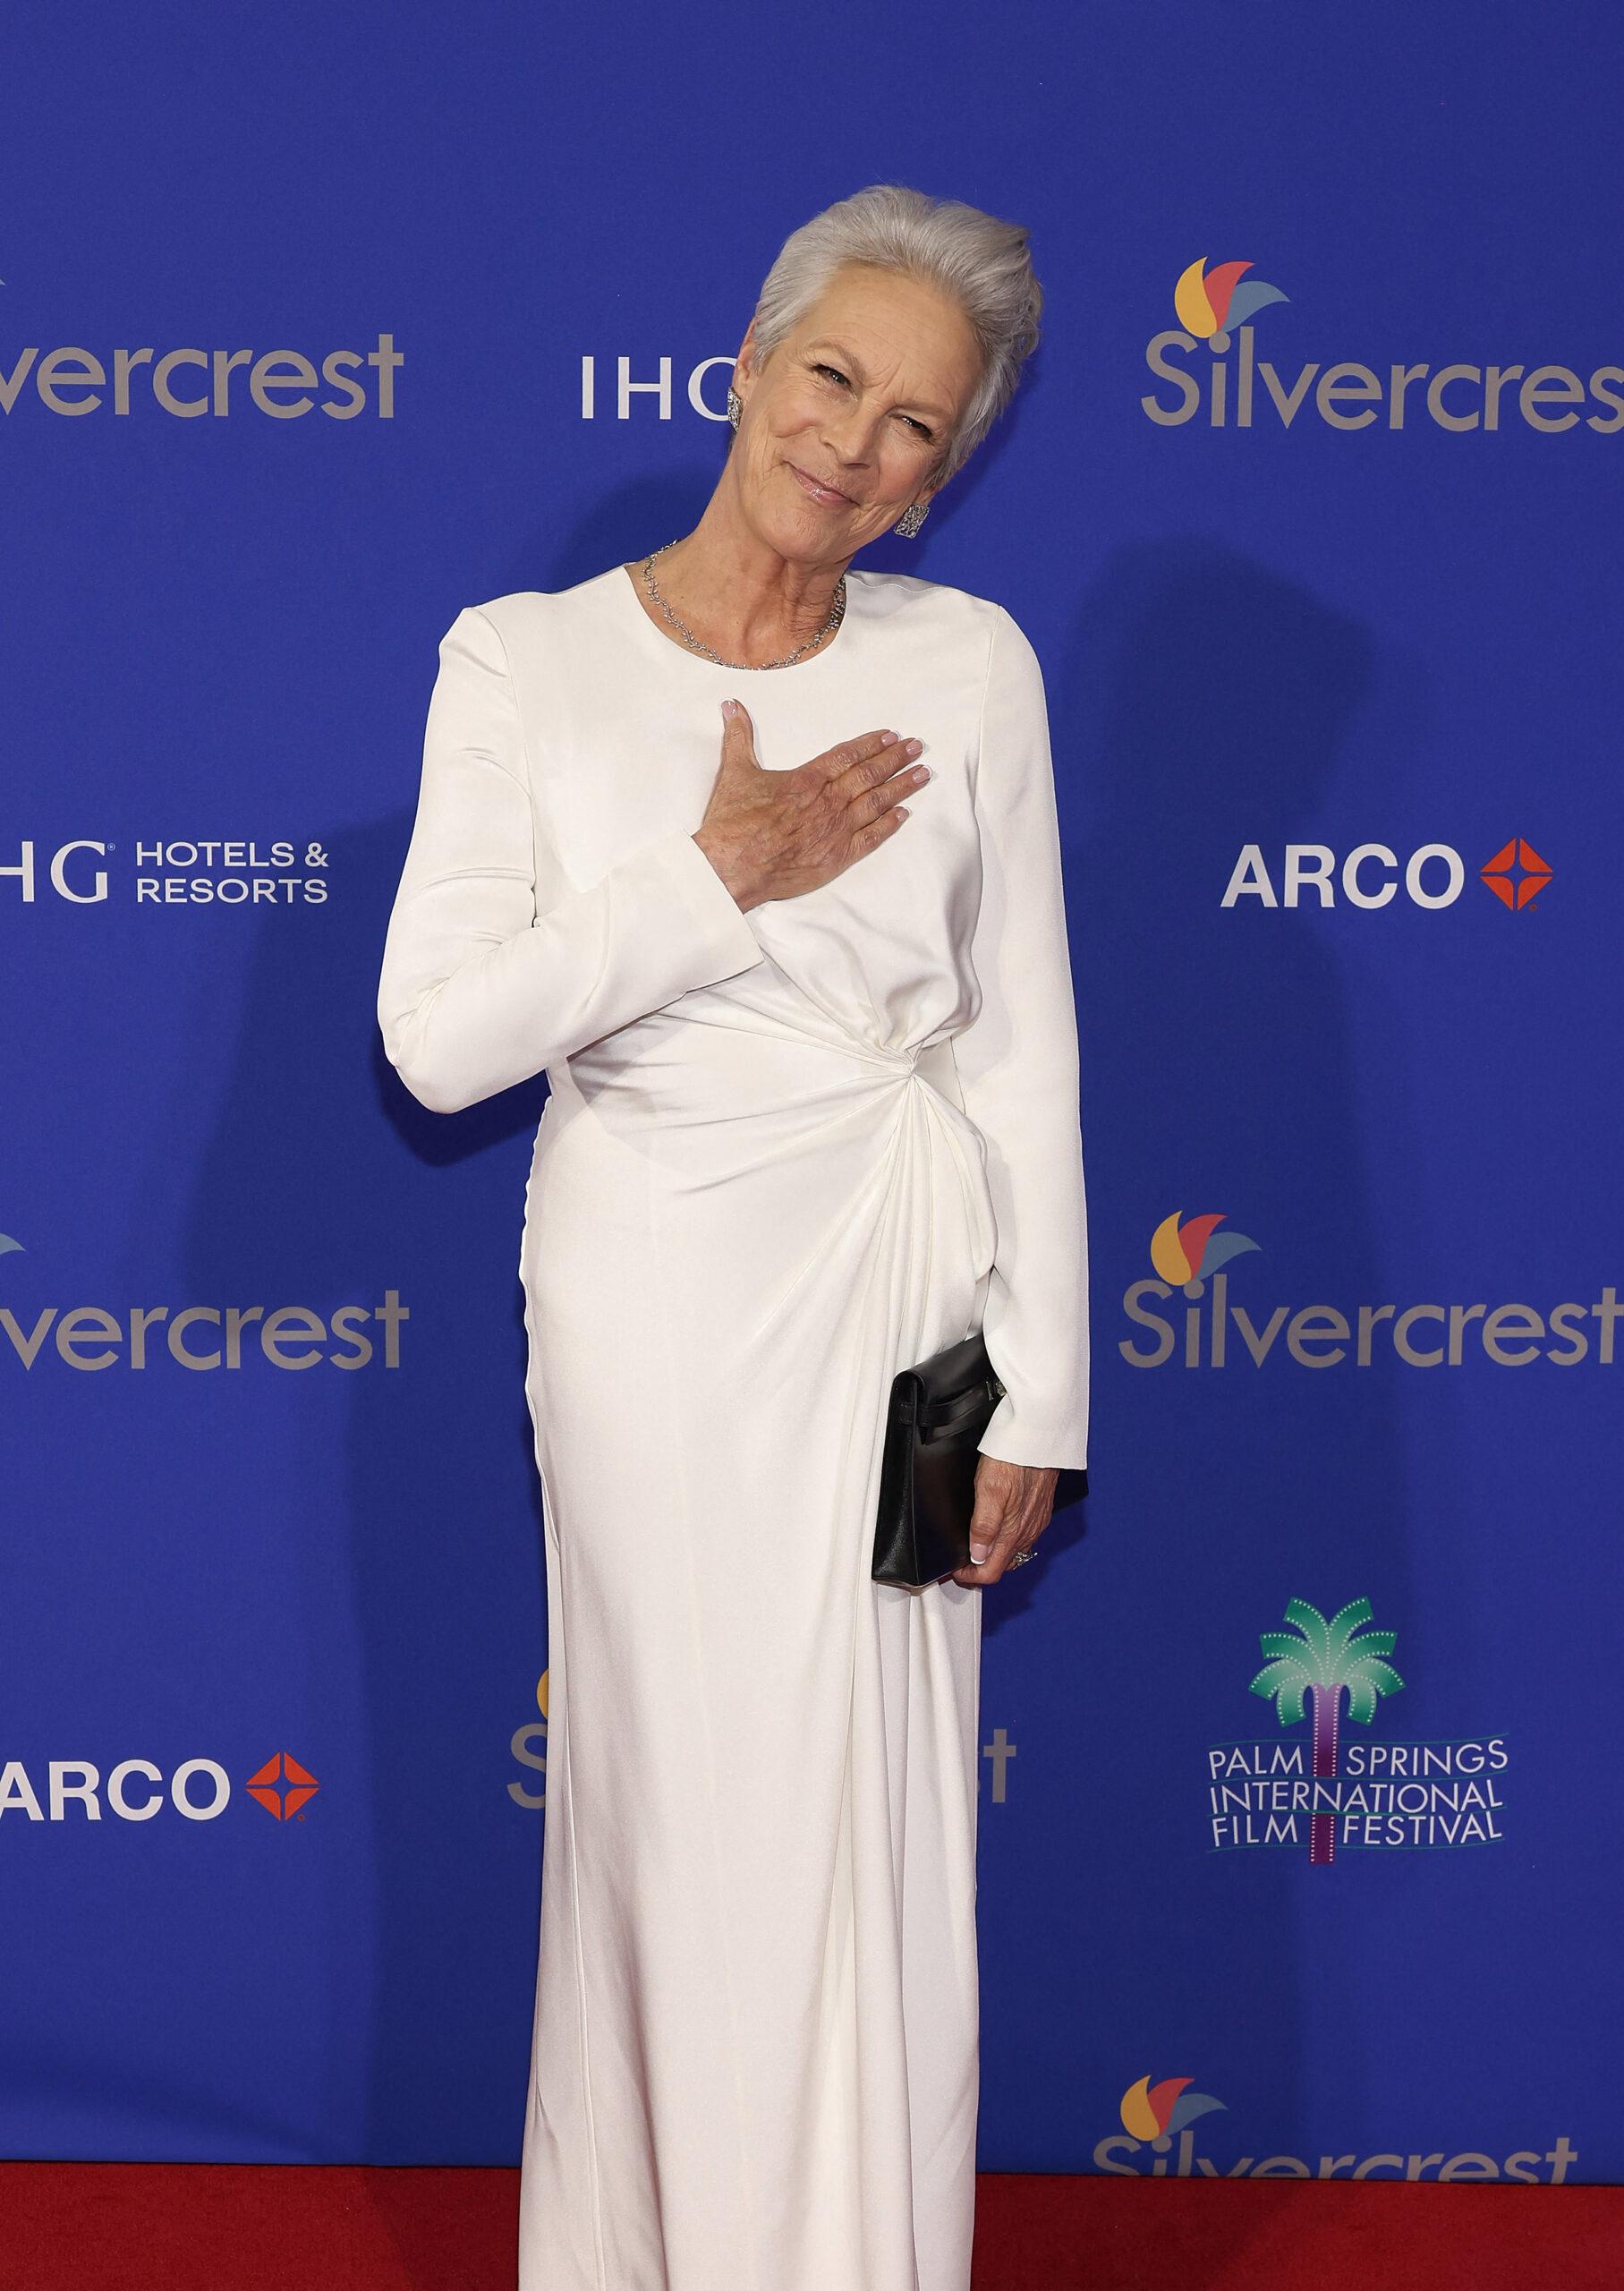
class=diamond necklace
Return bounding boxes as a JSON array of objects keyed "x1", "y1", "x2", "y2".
[{"x1": 638, "y1": 539, "x2": 846, "y2": 670}]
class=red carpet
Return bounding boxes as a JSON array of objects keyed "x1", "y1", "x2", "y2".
[{"x1": 0, "y1": 2164, "x2": 1618, "y2": 2289}]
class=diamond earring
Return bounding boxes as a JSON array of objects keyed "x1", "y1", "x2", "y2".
[
  {"x1": 894, "y1": 500, "x2": 930, "y2": 538},
  {"x1": 727, "y1": 387, "x2": 742, "y2": 430}
]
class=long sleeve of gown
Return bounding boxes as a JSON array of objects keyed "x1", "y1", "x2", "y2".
[
  {"x1": 954, "y1": 604, "x2": 1091, "y2": 1471},
  {"x1": 378, "y1": 605, "x2": 766, "y2": 1113}
]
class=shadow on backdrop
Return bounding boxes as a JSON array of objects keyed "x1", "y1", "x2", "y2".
[{"x1": 1011, "y1": 532, "x2": 1412, "y2": 2169}]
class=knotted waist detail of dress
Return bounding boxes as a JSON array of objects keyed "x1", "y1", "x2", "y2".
[
  {"x1": 876, "y1": 1035, "x2": 999, "y2": 1315},
  {"x1": 563, "y1": 994, "x2": 966, "y2": 1135},
  {"x1": 848, "y1": 1034, "x2": 957, "y2": 1094},
  {"x1": 555, "y1": 999, "x2": 999, "y2": 1294}
]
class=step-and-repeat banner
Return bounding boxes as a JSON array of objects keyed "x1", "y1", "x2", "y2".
[{"x1": 4, "y1": 2, "x2": 1620, "y2": 2178}]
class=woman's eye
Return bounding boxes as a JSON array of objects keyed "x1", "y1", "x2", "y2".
[{"x1": 814, "y1": 362, "x2": 931, "y2": 439}]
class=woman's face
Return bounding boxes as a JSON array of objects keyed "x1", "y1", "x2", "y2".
[{"x1": 730, "y1": 263, "x2": 983, "y2": 563}]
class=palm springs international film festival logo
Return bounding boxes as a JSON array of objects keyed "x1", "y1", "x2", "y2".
[
  {"x1": 1120, "y1": 1210, "x2": 1622, "y2": 1372},
  {"x1": 1209, "y1": 1597, "x2": 1507, "y2": 1862},
  {"x1": 1094, "y1": 2074, "x2": 1576, "y2": 2183},
  {"x1": 1142, "y1": 256, "x2": 1624, "y2": 434}
]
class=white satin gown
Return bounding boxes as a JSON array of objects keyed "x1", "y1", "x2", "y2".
[{"x1": 377, "y1": 562, "x2": 1090, "y2": 2291}]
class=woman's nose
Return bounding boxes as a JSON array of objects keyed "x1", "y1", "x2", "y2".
[{"x1": 822, "y1": 401, "x2": 879, "y2": 467}]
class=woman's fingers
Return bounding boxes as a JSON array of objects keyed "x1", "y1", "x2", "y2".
[
  {"x1": 825, "y1": 731, "x2": 927, "y2": 809},
  {"x1": 849, "y1": 754, "x2": 931, "y2": 827},
  {"x1": 718, "y1": 697, "x2": 762, "y2": 773},
  {"x1": 948, "y1": 1460, "x2": 1057, "y2": 1586},
  {"x1": 813, "y1": 727, "x2": 917, "y2": 784},
  {"x1": 699, "y1": 715, "x2": 931, "y2": 908}
]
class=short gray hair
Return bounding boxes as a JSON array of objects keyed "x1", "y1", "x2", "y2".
[{"x1": 746, "y1": 183, "x2": 1043, "y2": 486}]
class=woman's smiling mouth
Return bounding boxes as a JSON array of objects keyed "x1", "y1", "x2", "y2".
[{"x1": 787, "y1": 462, "x2": 854, "y2": 506}]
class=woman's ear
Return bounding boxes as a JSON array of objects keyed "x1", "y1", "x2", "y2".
[{"x1": 734, "y1": 319, "x2": 761, "y2": 399}]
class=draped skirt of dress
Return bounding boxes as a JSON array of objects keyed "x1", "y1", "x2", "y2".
[{"x1": 516, "y1": 973, "x2": 998, "y2": 2291}]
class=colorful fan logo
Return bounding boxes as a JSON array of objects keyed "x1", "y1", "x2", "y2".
[
  {"x1": 1150, "y1": 1212, "x2": 1259, "y2": 1286},
  {"x1": 1174, "y1": 258, "x2": 1289, "y2": 344},
  {"x1": 1120, "y1": 2076, "x2": 1226, "y2": 2141}
]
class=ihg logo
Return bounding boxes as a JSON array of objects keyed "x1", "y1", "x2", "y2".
[{"x1": 0, "y1": 839, "x2": 108, "y2": 902}]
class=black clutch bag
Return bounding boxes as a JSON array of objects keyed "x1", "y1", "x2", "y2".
[{"x1": 872, "y1": 1329, "x2": 1007, "y2": 1589}]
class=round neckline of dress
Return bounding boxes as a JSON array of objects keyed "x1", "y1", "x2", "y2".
[{"x1": 612, "y1": 559, "x2": 860, "y2": 675}]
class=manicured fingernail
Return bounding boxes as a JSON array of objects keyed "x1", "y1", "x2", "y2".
[{"x1": 970, "y1": 1543, "x2": 990, "y2": 1563}]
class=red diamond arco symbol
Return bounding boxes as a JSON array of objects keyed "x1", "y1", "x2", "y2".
[
  {"x1": 1480, "y1": 838, "x2": 1552, "y2": 911},
  {"x1": 246, "y1": 1751, "x2": 319, "y2": 1820}
]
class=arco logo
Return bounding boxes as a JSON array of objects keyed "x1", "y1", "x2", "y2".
[
  {"x1": 0, "y1": 1751, "x2": 319, "y2": 1824},
  {"x1": 246, "y1": 1751, "x2": 319, "y2": 1821},
  {"x1": 1481, "y1": 838, "x2": 1554, "y2": 911},
  {"x1": 1220, "y1": 839, "x2": 1554, "y2": 911}
]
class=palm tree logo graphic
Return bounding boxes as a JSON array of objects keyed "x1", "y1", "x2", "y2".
[{"x1": 1250, "y1": 1598, "x2": 1405, "y2": 1866}]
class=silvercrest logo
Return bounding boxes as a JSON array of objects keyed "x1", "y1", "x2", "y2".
[
  {"x1": 0, "y1": 337, "x2": 401, "y2": 421},
  {"x1": 1142, "y1": 258, "x2": 1623, "y2": 434},
  {"x1": 1121, "y1": 1214, "x2": 1621, "y2": 1371},
  {"x1": 1095, "y1": 2074, "x2": 1577, "y2": 2183},
  {"x1": 0, "y1": 1229, "x2": 407, "y2": 1373}
]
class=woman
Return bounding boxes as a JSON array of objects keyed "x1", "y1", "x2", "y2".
[{"x1": 378, "y1": 183, "x2": 1089, "y2": 2291}]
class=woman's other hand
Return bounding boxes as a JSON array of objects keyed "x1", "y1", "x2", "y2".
[
  {"x1": 693, "y1": 699, "x2": 931, "y2": 911},
  {"x1": 945, "y1": 1457, "x2": 1058, "y2": 1587}
]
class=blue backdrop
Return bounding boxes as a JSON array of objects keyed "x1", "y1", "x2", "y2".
[{"x1": 4, "y1": 0, "x2": 1620, "y2": 2183}]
